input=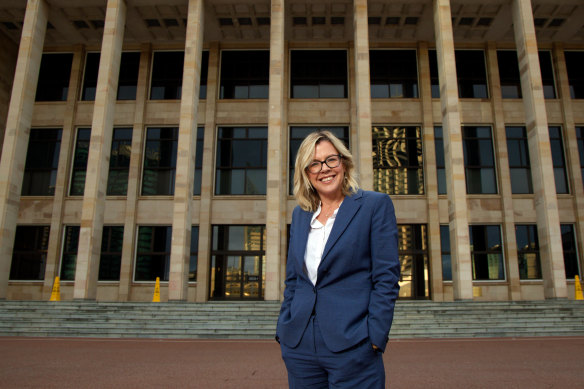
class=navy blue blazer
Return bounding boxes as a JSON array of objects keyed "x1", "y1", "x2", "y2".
[{"x1": 276, "y1": 189, "x2": 400, "y2": 353}]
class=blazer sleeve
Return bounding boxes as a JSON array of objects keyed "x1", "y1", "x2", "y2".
[{"x1": 367, "y1": 193, "x2": 400, "y2": 352}]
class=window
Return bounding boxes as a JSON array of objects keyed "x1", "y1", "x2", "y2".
[
  {"x1": 397, "y1": 224, "x2": 429, "y2": 299},
  {"x1": 463, "y1": 126, "x2": 497, "y2": 194},
  {"x1": 565, "y1": 51, "x2": 584, "y2": 99},
  {"x1": 549, "y1": 126, "x2": 569, "y2": 194},
  {"x1": 22, "y1": 129, "x2": 62, "y2": 196},
  {"x1": 9, "y1": 226, "x2": 50, "y2": 281},
  {"x1": 150, "y1": 51, "x2": 184, "y2": 100},
  {"x1": 215, "y1": 127, "x2": 267, "y2": 195},
  {"x1": 60, "y1": 226, "x2": 80, "y2": 281},
  {"x1": 506, "y1": 126, "x2": 533, "y2": 194},
  {"x1": 189, "y1": 226, "x2": 199, "y2": 282},
  {"x1": 561, "y1": 224, "x2": 581, "y2": 279},
  {"x1": 539, "y1": 51, "x2": 556, "y2": 99},
  {"x1": 142, "y1": 127, "x2": 178, "y2": 196},
  {"x1": 439, "y1": 225, "x2": 452, "y2": 281},
  {"x1": 470, "y1": 225, "x2": 505, "y2": 281},
  {"x1": 135, "y1": 226, "x2": 172, "y2": 281},
  {"x1": 193, "y1": 127, "x2": 204, "y2": 196},
  {"x1": 220, "y1": 50, "x2": 269, "y2": 99},
  {"x1": 99, "y1": 226, "x2": 124, "y2": 281},
  {"x1": 456, "y1": 50, "x2": 488, "y2": 99},
  {"x1": 372, "y1": 126, "x2": 424, "y2": 195},
  {"x1": 81, "y1": 53, "x2": 100, "y2": 101},
  {"x1": 70, "y1": 128, "x2": 91, "y2": 196},
  {"x1": 210, "y1": 225, "x2": 266, "y2": 299},
  {"x1": 199, "y1": 51, "x2": 209, "y2": 100},
  {"x1": 35, "y1": 53, "x2": 73, "y2": 101},
  {"x1": 428, "y1": 50, "x2": 440, "y2": 98},
  {"x1": 434, "y1": 126, "x2": 447, "y2": 195},
  {"x1": 107, "y1": 128, "x2": 133, "y2": 196},
  {"x1": 290, "y1": 50, "x2": 347, "y2": 98},
  {"x1": 370, "y1": 50, "x2": 419, "y2": 98},
  {"x1": 577, "y1": 127, "x2": 584, "y2": 188},
  {"x1": 497, "y1": 51, "x2": 522, "y2": 99},
  {"x1": 117, "y1": 52, "x2": 141, "y2": 100},
  {"x1": 289, "y1": 126, "x2": 349, "y2": 195},
  {"x1": 515, "y1": 225, "x2": 541, "y2": 279}
]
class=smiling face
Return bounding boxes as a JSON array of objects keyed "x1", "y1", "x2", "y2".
[{"x1": 307, "y1": 140, "x2": 345, "y2": 202}]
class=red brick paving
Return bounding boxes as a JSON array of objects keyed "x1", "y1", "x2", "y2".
[{"x1": 0, "y1": 336, "x2": 582, "y2": 388}]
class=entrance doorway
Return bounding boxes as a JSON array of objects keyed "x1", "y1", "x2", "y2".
[{"x1": 398, "y1": 224, "x2": 430, "y2": 299}]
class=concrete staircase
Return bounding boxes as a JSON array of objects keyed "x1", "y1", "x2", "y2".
[{"x1": 0, "y1": 300, "x2": 583, "y2": 339}]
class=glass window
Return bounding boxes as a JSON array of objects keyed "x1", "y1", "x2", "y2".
[
  {"x1": 70, "y1": 128, "x2": 91, "y2": 196},
  {"x1": 440, "y1": 225, "x2": 452, "y2": 281},
  {"x1": 370, "y1": 50, "x2": 419, "y2": 98},
  {"x1": 22, "y1": 129, "x2": 62, "y2": 196},
  {"x1": 290, "y1": 50, "x2": 347, "y2": 98},
  {"x1": 515, "y1": 225, "x2": 541, "y2": 280},
  {"x1": 565, "y1": 51, "x2": 584, "y2": 99},
  {"x1": 199, "y1": 51, "x2": 209, "y2": 100},
  {"x1": 397, "y1": 224, "x2": 429, "y2": 299},
  {"x1": 193, "y1": 127, "x2": 204, "y2": 196},
  {"x1": 470, "y1": 225, "x2": 505, "y2": 281},
  {"x1": 35, "y1": 53, "x2": 73, "y2": 101},
  {"x1": 142, "y1": 127, "x2": 178, "y2": 196},
  {"x1": 107, "y1": 128, "x2": 133, "y2": 196},
  {"x1": 456, "y1": 50, "x2": 489, "y2": 99},
  {"x1": 82, "y1": 52, "x2": 141, "y2": 101},
  {"x1": 577, "y1": 126, "x2": 584, "y2": 188},
  {"x1": 463, "y1": 126, "x2": 497, "y2": 194},
  {"x1": 220, "y1": 50, "x2": 269, "y2": 99},
  {"x1": 215, "y1": 127, "x2": 267, "y2": 195},
  {"x1": 189, "y1": 226, "x2": 199, "y2": 282},
  {"x1": 135, "y1": 226, "x2": 172, "y2": 281},
  {"x1": 9, "y1": 226, "x2": 50, "y2": 281},
  {"x1": 434, "y1": 126, "x2": 446, "y2": 195},
  {"x1": 289, "y1": 126, "x2": 349, "y2": 195},
  {"x1": 60, "y1": 226, "x2": 80, "y2": 281},
  {"x1": 81, "y1": 52, "x2": 100, "y2": 101},
  {"x1": 428, "y1": 50, "x2": 440, "y2": 98},
  {"x1": 549, "y1": 126, "x2": 569, "y2": 194},
  {"x1": 561, "y1": 224, "x2": 581, "y2": 279},
  {"x1": 497, "y1": 51, "x2": 522, "y2": 99},
  {"x1": 372, "y1": 126, "x2": 424, "y2": 195},
  {"x1": 539, "y1": 51, "x2": 556, "y2": 99},
  {"x1": 99, "y1": 226, "x2": 124, "y2": 281},
  {"x1": 150, "y1": 51, "x2": 184, "y2": 100},
  {"x1": 506, "y1": 126, "x2": 533, "y2": 194}
]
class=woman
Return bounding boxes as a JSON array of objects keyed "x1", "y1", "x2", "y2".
[{"x1": 276, "y1": 130, "x2": 400, "y2": 388}]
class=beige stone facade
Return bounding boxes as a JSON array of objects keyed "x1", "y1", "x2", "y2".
[{"x1": 0, "y1": 0, "x2": 583, "y2": 303}]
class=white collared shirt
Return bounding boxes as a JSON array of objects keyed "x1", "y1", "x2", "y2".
[{"x1": 304, "y1": 203, "x2": 340, "y2": 286}]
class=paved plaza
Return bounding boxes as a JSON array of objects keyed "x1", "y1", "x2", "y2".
[{"x1": 0, "y1": 336, "x2": 582, "y2": 388}]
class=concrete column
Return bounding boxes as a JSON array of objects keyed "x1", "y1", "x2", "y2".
[
  {"x1": 118, "y1": 44, "x2": 151, "y2": 301},
  {"x1": 73, "y1": 0, "x2": 126, "y2": 300},
  {"x1": 0, "y1": 0, "x2": 48, "y2": 299},
  {"x1": 168, "y1": 0, "x2": 204, "y2": 302},
  {"x1": 264, "y1": 0, "x2": 286, "y2": 301},
  {"x1": 195, "y1": 43, "x2": 219, "y2": 302},
  {"x1": 352, "y1": 0, "x2": 373, "y2": 190},
  {"x1": 485, "y1": 42, "x2": 521, "y2": 300},
  {"x1": 433, "y1": 0, "x2": 473, "y2": 300},
  {"x1": 418, "y1": 41, "x2": 444, "y2": 301},
  {"x1": 512, "y1": 0, "x2": 566, "y2": 299}
]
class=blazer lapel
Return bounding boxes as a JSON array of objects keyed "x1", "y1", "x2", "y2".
[{"x1": 294, "y1": 208, "x2": 312, "y2": 269}]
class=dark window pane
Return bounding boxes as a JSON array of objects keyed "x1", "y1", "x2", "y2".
[
  {"x1": 565, "y1": 51, "x2": 584, "y2": 99},
  {"x1": 549, "y1": 126, "x2": 569, "y2": 194},
  {"x1": 36, "y1": 53, "x2": 73, "y2": 101},
  {"x1": 117, "y1": 52, "x2": 141, "y2": 100},
  {"x1": 22, "y1": 129, "x2": 62, "y2": 196},
  {"x1": 434, "y1": 126, "x2": 446, "y2": 195},
  {"x1": 429, "y1": 50, "x2": 440, "y2": 98},
  {"x1": 397, "y1": 224, "x2": 429, "y2": 299},
  {"x1": 470, "y1": 225, "x2": 504, "y2": 280},
  {"x1": 82, "y1": 53, "x2": 100, "y2": 101},
  {"x1": 189, "y1": 226, "x2": 199, "y2": 282},
  {"x1": 193, "y1": 127, "x2": 204, "y2": 196},
  {"x1": 291, "y1": 50, "x2": 347, "y2": 98},
  {"x1": 463, "y1": 126, "x2": 497, "y2": 194},
  {"x1": 60, "y1": 226, "x2": 80, "y2": 281},
  {"x1": 107, "y1": 128, "x2": 132, "y2": 196},
  {"x1": 561, "y1": 224, "x2": 581, "y2": 279},
  {"x1": 440, "y1": 225, "x2": 452, "y2": 281},
  {"x1": 497, "y1": 51, "x2": 522, "y2": 99},
  {"x1": 456, "y1": 50, "x2": 488, "y2": 99},
  {"x1": 142, "y1": 127, "x2": 178, "y2": 195},
  {"x1": 506, "y1": 126, "x2": 533, "y2": 194},
  {"x1": 370, "y1": 50, "x2": 419, "y2": 98},
  {"x1": 99, "y1": 226, "x2": 123, "y2": 281},
  {"x1": 150, "y1": 51, "x2": 184, "y2": 100},
  {"x1": 220, "y1": 51, "x2": 269, "y2": 99},
  {"x1": 516, "y1": 225, "x2": 541, "y2": 279},
  {"x1": 10, "y1": 226, "x2": 50, "y2": 281},
  {"x1": 135, "y1": 226, "x2": 172, "y2": 281},
  {"x1": 70, "y1": 128, "x2": 91, "y2": 196},
  {"x1": 577, "y1": 127, "x2": 584, "y2": 189},
  {"x1": 539, "y1": 51, "x2": 556, "y2": 99}
]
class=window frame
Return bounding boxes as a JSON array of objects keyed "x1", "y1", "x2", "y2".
[
  {"x1": 60, "y1": 225, "x2": 80, "y2": 282},
  {"x1": 515, "y1": 224, "x2": 542, "y2": 280},
  {"x1": 549, "y1": 126, "x2": 569, "y2": 194},
  {"x1": 9, "y1": 225, "x2": 51, "y2": 282},
  {"x1": 107, "y1": 127, "x2": 133, "y2": 196},
  {"x1": 462, "y1": 126, "x2": 498, "y2": 195},
  {"x1": 141, "y1": 127, "x2": 179, "y2": 196},
  {"x1": 469, "y1": 224, "x2": 506, "y2": 281},
  {"x1": 134, "y1": 225, "x2": 172, "y2": 282},
  {"x1": 69, "y1": 127, "x2": 91, "y2": 196},
  {"x1": 22, "y1": 128, "x2": 63, "y2": 197},
  {"x1": 99, "y1": 225, "x2": 124, "y2": 282},
  {"x1": 505, "y1": 126, "x2": 533, "y2": 194}
]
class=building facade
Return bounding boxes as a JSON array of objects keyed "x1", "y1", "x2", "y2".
[{"x1": 0, "y1": 0, "x2": 582, "y2": 303}]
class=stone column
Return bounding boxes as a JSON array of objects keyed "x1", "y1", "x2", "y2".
[
  {"x1": 0, "y1": 0, "x2": 48, "y2": 299},
  {"x1": 433, "y1": 0, "x2": 473, "y2": 300},
  {"x1": 264, "y1": 0, "x2": 286, "y2": 301},
  {"x1": 512, "y1": 0, "x2": 566, "y2": 299},
  {"x1": 485, "y1": 42, "x2": 521, "y2": 300},
  {"x1": 195, "y1": 43, "x2": 219, "y2": 302},
  {"x1": 168, "y1": 0, "x2": 204, "y2": 302},
  {"x1": 73, "y1": 0, "x2": 126, "y2": 300},
  {"x1": 352, "y1": 0, "x2": 373, "y2": 190},
  {"x1": 418, "y1": 42, "x2": 444, "y2": 301}
]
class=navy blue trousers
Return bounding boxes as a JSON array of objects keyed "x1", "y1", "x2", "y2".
[{"x1": 280, "y1": 315, "x2": 385, "y2": 389}]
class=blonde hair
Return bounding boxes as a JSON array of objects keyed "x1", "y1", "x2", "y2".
[{"x1": 293, "y1": 130, "x2": 359, "y2": 212}]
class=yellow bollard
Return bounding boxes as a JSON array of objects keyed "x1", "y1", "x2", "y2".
[
  {"x1": 575, "y1": 275, "x2": 583, "y2": 301},
  {"x1": 152, "y1": 277, "x2": 161, "y2": 302},
  {"x1": 49, "y1": 276, "x2": 60, "y2": 301}
]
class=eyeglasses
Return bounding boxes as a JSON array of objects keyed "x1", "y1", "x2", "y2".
[{"x1": 306, "y1": 155, "x2": 342, "y2": 174}]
